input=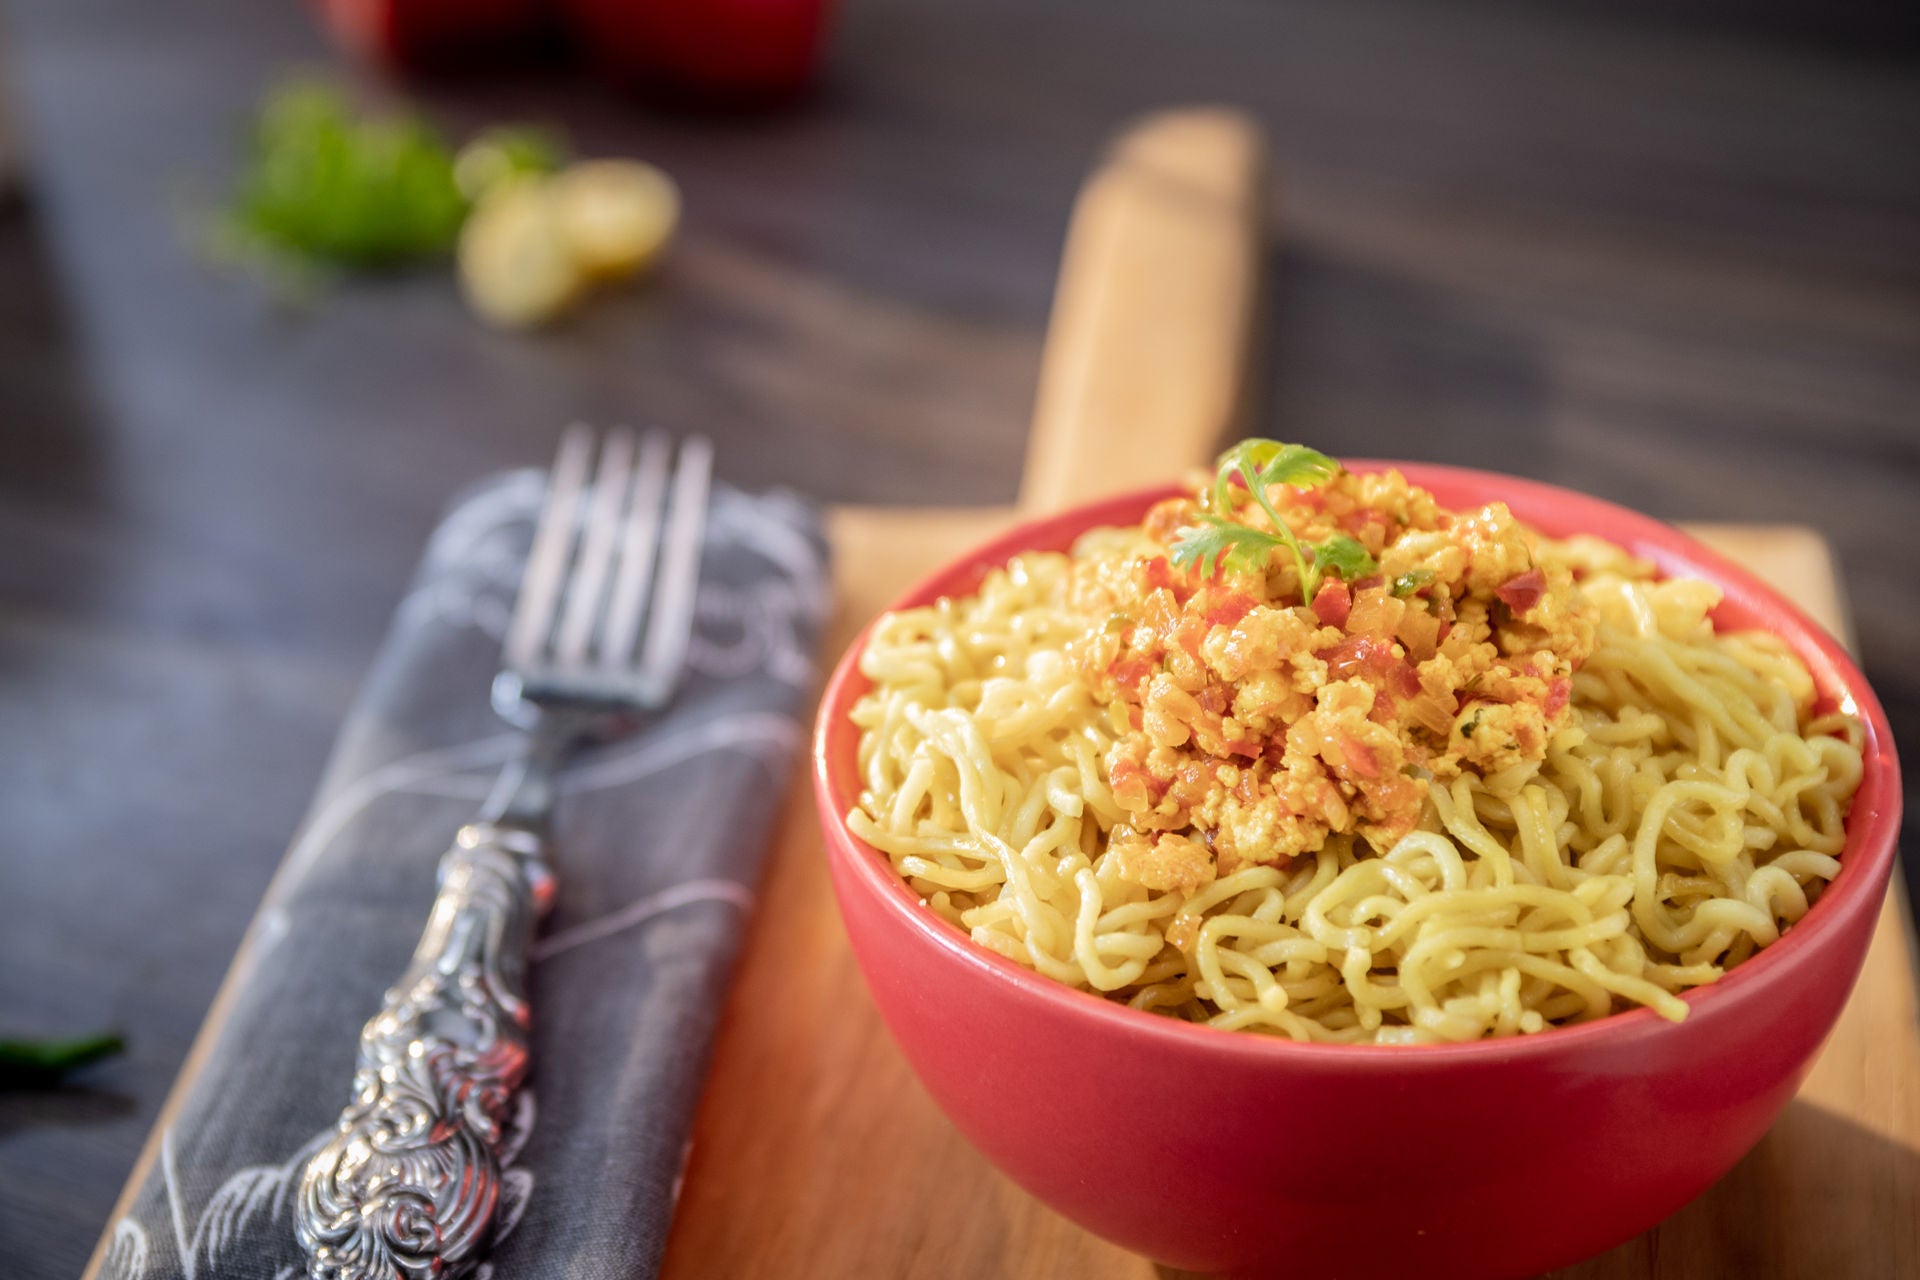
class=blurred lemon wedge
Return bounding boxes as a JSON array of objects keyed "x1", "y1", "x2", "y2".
[
  {"x1": 552, "y1": 159, "x2": 681, "y2": 283},
  {"x1": 457, "y1": 178, "x2": 582, "y2": 330},
  {"x1": 458, "y1": 158, "x2": 680, "y2": 330}
]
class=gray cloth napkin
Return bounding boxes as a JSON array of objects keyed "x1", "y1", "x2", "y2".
[{"x1": 95, "y1": 470, "x2": 829, "y2": 1280}]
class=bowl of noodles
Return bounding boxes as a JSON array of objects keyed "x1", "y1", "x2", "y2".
[{"x1": 812, "y1": 444, "x2": 1900, "y2": 1280}]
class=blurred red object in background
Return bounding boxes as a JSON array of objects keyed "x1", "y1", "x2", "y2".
[
  {"x1": 312, "y1": 0, "x2": 552, "y2": 71},
  {"x1": 312, "y1": 0, "x2": 832, "y2": 100},
  {"x1": 561, "y1": 0, "x2": 833, "y2": 101}
]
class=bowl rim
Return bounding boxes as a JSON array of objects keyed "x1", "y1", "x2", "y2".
[{"x1": 813, "y1": 460, "x2": 1903, "y2": 1067}]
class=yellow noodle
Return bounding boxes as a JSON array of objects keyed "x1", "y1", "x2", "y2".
[{"x1": 847, "y1": 532, "x2": 1864, "y2": 1043}]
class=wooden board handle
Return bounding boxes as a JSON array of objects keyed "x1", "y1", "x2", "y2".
[{"x1": 1018, "y1": 107, "x2": 1268, "y2": 513}]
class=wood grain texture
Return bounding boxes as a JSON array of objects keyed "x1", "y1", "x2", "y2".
[{"x1": 1020, "y1": 108, "x2": 1266, "y2": 511}]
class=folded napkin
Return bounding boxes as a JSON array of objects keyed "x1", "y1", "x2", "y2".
[{"x1": 93, "y1": 470, "x2": 829, "y2": 1280}]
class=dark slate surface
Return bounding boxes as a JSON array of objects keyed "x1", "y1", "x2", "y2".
[{"x1": 1, "y1": 0, "x2": 1916, "y2": 1274}]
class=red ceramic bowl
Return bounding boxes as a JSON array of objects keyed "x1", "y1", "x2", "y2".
[{"x1": 813, "y1": 463, "x2": 1902, "y2": 1280}]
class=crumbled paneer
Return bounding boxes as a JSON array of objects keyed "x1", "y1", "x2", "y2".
[{"x1": 1073, "y1": 467, "x2": 1593, "y2": 883}]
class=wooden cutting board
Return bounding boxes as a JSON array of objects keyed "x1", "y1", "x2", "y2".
[{"x1": 659, "y1": 110, "x2": 1920, "y2": 1278}]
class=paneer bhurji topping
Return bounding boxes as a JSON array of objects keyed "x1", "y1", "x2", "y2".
[{"x1": 1071, "y1": 442, "x2": 1594, "y2": 894}]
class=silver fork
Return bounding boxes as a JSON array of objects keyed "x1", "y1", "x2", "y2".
[{"x1": 293, "y1": 426, "x2": 713, "y2": 1280}]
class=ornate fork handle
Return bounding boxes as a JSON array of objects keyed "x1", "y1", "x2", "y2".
[{"x1": 295, "y1": 821, "x2": 554, "y2": 1280}]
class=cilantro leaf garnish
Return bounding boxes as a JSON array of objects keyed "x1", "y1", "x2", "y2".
[
  {"x1": 1167, "y1": 514, "x2": 1286, "y2": 578},
  {"x1": 1206, "y1": 439, "x2": 1341, "y2": 516},
  {"x1": 1391, "y1": 568, "x2": 1435, "y2": 597},
  {"x1": 1310, "y1": 534, "x2": 1377, "y2": 585},
  {"x1": 1169, "y1": 439, "x2": 1376, "y2": 602}
]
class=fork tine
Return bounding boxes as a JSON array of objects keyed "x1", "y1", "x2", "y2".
[
  {"x1": 597, "y1": 430, "x2": 674, "y2": 671},
  {"x1": 505, "y1": 424, "x2": 596, "y2": 672},
  {"x1": 552, "y1": 427, "x2": 637, "y2": 669},
  {"x1": 636, "y1": 435, "x2": 713, "y2": 700}
]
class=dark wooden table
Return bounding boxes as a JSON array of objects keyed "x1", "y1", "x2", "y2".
[{"x1": 2, "y1": 1, "x2": 1916, "y2": 1275}]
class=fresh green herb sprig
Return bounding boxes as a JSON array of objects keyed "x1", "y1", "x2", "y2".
[
  {"x1": 1169, "y1": 439, "x2": 1378, "y2": 602},
  {"x1": 219, "y1": 83, "x2": 468, "y2": 272},
  {"x1": 213, "y1": 82, "x2": 565, "y2": 281}
]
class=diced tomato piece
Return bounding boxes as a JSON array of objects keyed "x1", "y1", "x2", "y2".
[
  {"x1": 1318, "y1": 633, "x2": 1421, "y2": 699},
  {"x1": 1205, "y1": 591, "x2": 1257, "y2": 629},
  {"x1": 1390, "y1": 661, "x2": 1422, "y2": 700},
  {"x1": 1496, "y1": 568, "x2": 1546, "y2": 613},
  {"x1": 1335, "y1": 734, "x2": 1381, "y2": 778},
  {"x1": 1317, "y1": 633, "x2": 1371, "y2": 672},
  {"x1": 1311, "y1": 579, "x2": 1352, "y2": 628},
  {"x1": 1170, "y1": 615, "x2": 1208, "y2": 659},
  {"x1": 1544, "y1": 676, "x2": 1571, "y2": 717},
  {"x1": 1224, "y1": 737, "x2": 1261, "y2": 760},
  {"x1": 1138, "y1": 556, "x2": 1196, "y2": 604},
  {"x1": 1110, "y1": 658, "x2": 1156, "y2": 690}
]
